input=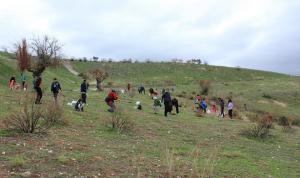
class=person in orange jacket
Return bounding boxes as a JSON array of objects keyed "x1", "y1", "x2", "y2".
[{"x1": 105, "y1": 89, "x2": 118, "y2": 112}]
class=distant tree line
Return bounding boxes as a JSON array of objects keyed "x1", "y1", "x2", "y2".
[{"x1": 70, "y1": 57, "x2": 207, "y2": 65}]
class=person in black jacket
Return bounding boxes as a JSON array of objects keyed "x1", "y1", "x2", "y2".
[
  {"x1": 218, "y1": 98, "x2": 225, "y2": 118},
  {"x1": 80, "y1": 80, "x2": 89, "y2": 104},
  {"x1": 51, "y1": 78, "x2": 62, "y2": 102},
  {"x1": 138, "y1": 85, "x2": 145, "y2": 94},
  {"x1": 172, "y1": 98, "x2": 179, "y2": 114},
  {"x1": 161, "y1": 89, "x2": 172, "y2": 117},
  {"x1": 34, "y1": 76, "x2": 43, "y2": 104}
]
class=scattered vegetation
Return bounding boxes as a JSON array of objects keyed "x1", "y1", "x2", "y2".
[
  {"x1": 292, "y1": 117, "x2": 300, "y2": 126},
  {"x1": 9, "y1": 155, "x2": 26, "y2": 168},
  {"x1": 262, "y1": 93, "x2": 273, "y2": 99},
  {"x1": 109, "y1": 109, "x2": 133, "y2": 133},
  {"x1": 240, "y1": 113, "x2": 274, "y2": 138},
  {"x1": 199, "y1": 80, "x2": 211, "y2": 95},
  {"x1": 89, "y1": 68, "x2": 108, "y2": 91},
  {"x1": 3, "y1": 96, "x2": 63, "y2": 133}
]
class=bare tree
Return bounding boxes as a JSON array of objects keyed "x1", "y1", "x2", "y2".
[
  {"x1": 89, "y1": 69, "x2": 109, "y2": 91},
  {"x1": 29, "y1": 35, "x2": 62, "y2": 77}
]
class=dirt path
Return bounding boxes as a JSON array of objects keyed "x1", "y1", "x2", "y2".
[{"x1": 62, "y1": 60, "x2": 79, "y2": 76}]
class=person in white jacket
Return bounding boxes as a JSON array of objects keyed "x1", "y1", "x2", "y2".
[{"x1": 228, "y1": 99, "x2": 234, "y2": 119}]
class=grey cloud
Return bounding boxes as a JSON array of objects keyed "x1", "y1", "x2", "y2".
[{"x1": 0, "y1": 0, "x2": 300, "y2": 75}]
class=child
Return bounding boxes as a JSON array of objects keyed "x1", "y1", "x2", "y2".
[
  {"x1": 153, "y1": 96, "x2": 161, "y2": 114},
  {"x1": 135, "y1": 101, "x2": 142, "y2": 110},
  {"x1": 200, "y1": 98, "x2": 207, "y2": 113},
  {"x1": 75, "y1": 98, "x2": 84, "y2": 112},
  {"x1": 211, "y1": 103, "x2": 217, "y2": 114},
  {"x1": 9, "y1": 76, "x2": 16, "y2": 90},
  {"x1": 172, "y1": 98, "x2": 179, "y2": 114},
  {"x1": 193, "y1": 94, "x2": 202, "y2": 110}
]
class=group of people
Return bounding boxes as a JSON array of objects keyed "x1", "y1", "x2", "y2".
[
  {"x1": 8, "y1": 75, "x2": 235, "y2": 118},
  {"x1": 194, "y1": 95, "x2": 234, "y2": 119},
  {"x1": 9, "y1": 73, "x2": 27, "y2": 91},
  {"x1": 9, "y1": 74, "x2": 62, "y2": 104}
]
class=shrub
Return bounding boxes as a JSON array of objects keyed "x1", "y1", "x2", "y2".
[
  {"x1": 278, "y1": 116, "x2": 292, "y2": 132},
  {"x1": 3, "y1": 96, "x2": 63, "y2": 133},
  {"x1": 240, "y1": 113, "x2": 274, "y2": 139},
  {"x1": 57, "y1": 154, "x2": 69, "y2": 164},
  {"x1": 240, "y1": 124, "x2": 270, "y2": 139},
  {"x1": 259, "y1": 113, "x2": 274, "y2": 129},
  {"x1": 9, "y1": 155, "x2": 26, "y2": 168},
  {"x1": 107, "y1": 81, "x2": 114, "y2": 87},
  {"x1": 262, "y1": 93, "x2": 273, "y2": 99},
  {"x1": 78, "y1": 72, "x2": 90, "y2": 80},
  {"x1": 199, "y1": 80, "x2": 211, "y2": 95},
  {"x1": 110, "y1": 110, "x2": 133, "y2": 133},
  {"x1": 176, "y1": 94, "x2": 184, "y2": 98},
  {"x1": 278, "y1": 116, "x2": 291, "y2": 127},
  {"x1": 291, "y1": 117, "x2": 300, "y2": 126},
  {"x1": 233, "y1": 110, "x2": 242, "y2": 120}
]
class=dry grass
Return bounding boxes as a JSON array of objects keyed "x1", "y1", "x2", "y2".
[{"x1": 3, "y1": 95, "x2": 64, "y2": 133}]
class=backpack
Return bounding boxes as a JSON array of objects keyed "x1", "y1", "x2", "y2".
[
  {"x1": 154, "y1": 99, "x2": 161, "y2": 106},
  {"x1": 52, "y1": 82, "x2": 60, "y2": 92}
]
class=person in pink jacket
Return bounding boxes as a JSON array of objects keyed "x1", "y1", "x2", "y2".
[{"x1": 9, "y1": 76, "x2": 16, "y2": 90}]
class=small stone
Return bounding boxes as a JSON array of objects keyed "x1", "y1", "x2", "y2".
[
  {"x1": 1, "y1": 151, "x2": 5, "y2": 155},
  {"x1": 20, "y1": 171, "x2": 31, "y2": 177}
]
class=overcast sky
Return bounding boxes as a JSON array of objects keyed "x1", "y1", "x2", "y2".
[{"x1": 0, "y1": 0, "x2": 299, "y2": 75}]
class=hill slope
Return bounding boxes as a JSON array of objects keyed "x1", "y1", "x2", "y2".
[
  {"x1": 0, "y1": 53, "x2": 299, "y2": 177},
  {"x1": 72, "y1": 61, "x2": 300, "y2": 117}
]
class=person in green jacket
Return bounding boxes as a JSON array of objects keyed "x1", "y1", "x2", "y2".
[
  {"x1": 153, "y1": 96, "x2": 161, "y2": 114},
  {"x1": 21, "y1": 73, "x2": 27, "y2": 90}
]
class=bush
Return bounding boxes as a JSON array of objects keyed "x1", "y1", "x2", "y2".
[
  {"x1": 240, "y1": 125, "x2": 270, "y2": 139},
  {"x1": 78, "y1": 72, "x2": 90, "y2": 80},
  {"x1": 107, "y1": 81, "x2": 114, "y2": 87},
  {"x1": 278, "y1": 116, "x2": 291, "y2": 127},
  {"x1": 110, "y1": 110, "x2": 133, "y2": 133},
  {"x1": 233, "y1": 110, "x2": 242, "y2": 120},
  {"x1": 240, "y1": 113, "x2": 274, "y2": 138},
  {"x1": 278, "y1": 116, "x2": 293, "y2": 132},
  {"x1": 9, "y1": 155, "x2": 26, "y2": 168},
  {"x1": 3, "y1": 97, "x2": 63, "y2": 133},
  {"x1": 199, "y1": 80, "x2": 211, "y2": 95},
  {"x1": 259, "y1": 113, "x2": 274, "y2": 129},
  {"x1": 262, "y1": 93, "x2": 273, "y2": 99},
  {"x1": 291, "y1": 117, "x2": 300, "y2": 126}
]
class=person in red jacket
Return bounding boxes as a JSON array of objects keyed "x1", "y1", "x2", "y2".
[{"x1": 105, "y1": 89, "x2": 118, "y2": 112}]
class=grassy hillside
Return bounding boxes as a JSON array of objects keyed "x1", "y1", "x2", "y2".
[
  {"x1": 72, "y1": 61, "x2": 300, "y2": 117},
  {"x1": 0, "y1": 54, "x2": 299, "y2": 177},
  {"x1": 72, "y1": 61, "x2": 290, "y2": 85}
]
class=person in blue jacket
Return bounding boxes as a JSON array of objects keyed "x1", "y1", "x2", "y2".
[{"x1": 200, "y1": 98, "x2": 207, "y2": 113}]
